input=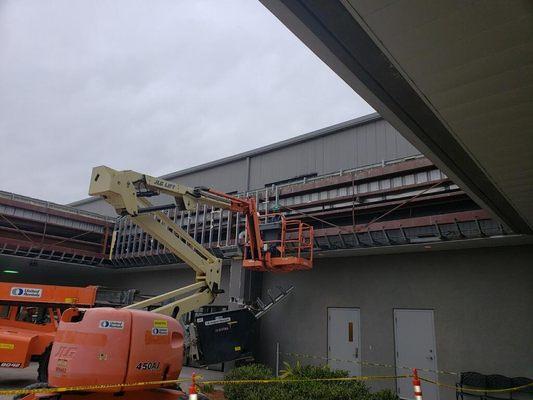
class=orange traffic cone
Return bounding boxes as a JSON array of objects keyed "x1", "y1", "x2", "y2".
[
  {"x1": 189, "y1": 372, "x2": 198, "y2": 400},
  {"x1": 412, "y1": 369, "x2": 423, "y2": 400}
]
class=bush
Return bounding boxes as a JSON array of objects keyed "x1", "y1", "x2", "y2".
[
  {"x1": 223, "y1": 364, "x2": 275, "y2": 400},
  {"x1": 223, "y1": 363, "x2": 374, "y2": 400},
  {"x1": 199, "y1": 382, "x2": 215, "y2": 393},
  {"x1": 371, "y1": 389, "x2": 399, "y2": 400}
]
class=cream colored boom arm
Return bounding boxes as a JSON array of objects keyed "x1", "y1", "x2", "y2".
[{"x1": 88, "y1": 165, "x2": 240, "y2": 318}]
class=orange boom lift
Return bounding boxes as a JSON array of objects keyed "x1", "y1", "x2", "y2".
[
  {"x1": 20, "y1": 166, "x2": 313, "y2": 400},
  {"x1": 0, "y1": 283, "x2": 137, "y2": 381}
]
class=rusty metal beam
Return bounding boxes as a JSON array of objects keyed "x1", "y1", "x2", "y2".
[{"x1": 311, "y1": 210, "x2": 492, "y2": 237}]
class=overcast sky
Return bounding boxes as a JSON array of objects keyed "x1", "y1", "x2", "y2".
[{"x1": 0, "y1": 0, "x2": 373, "y2": 204}]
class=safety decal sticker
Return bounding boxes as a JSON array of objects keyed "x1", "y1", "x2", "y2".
[
  {"x1": 56, "y1": 358, "x2": 68, "y2": 374},
  {"x1": 0, "y1": 343, "x2": 14, "y2": 350},
  {"x1": 0, "y1": 362, "x2": 21, "y2": 368},
  {"x1": 151, "y1": 319, "x2": 168, "y2": 335},
  {"x1": 64, "y1": 297, "x2": 78, "y2": 303},
  {"x1": 99, "y1": 320, "x2": 124, "y2": 329},
  {"x1": 151, "y1": 327, "x2": 168, "y2": 336},
  {"x1": 153, "y1": 319, "x2": 168, "y2": 329},
  {"x1": 204, "y1": 316, "x2": 231, "y2": 326},
  {"x1": 10, "y1": 287, "x2": 42, "y2": 298}
]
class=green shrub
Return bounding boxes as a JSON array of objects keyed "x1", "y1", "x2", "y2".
[
  {"x1": 223, "y1": 364, "x2": 275, "y2": 400},
  {"x1": 199, "y1": 382, "x2": 215, "y2": 393},
  {"x1": 371, "y1": 389, "x2": 399, "y2": 400},
  {"x1": 224, "y1": 362, "x2": 373, "y2": 400}
]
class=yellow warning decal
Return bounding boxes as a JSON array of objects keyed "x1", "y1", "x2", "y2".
[
  {"x1": 234, "y1": 346, "x2": 241, "y2": 351},
  {"x1": 0, "y1": 343, "x2": 14, "y2": 350},
  {"x1": 153, "y1": 320, "x2": 168, "y2": 329},
  {"x1": 64, "y1": 297, "x2": 78, "y2": 303}
]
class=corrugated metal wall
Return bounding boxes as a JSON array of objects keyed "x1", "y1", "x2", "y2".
[
  {"x1": 249, "y1": 119, "x2": 418, "y2": 188},
  {"x1": 167, "y1": 158, "x2": 248, "y2": 194},
  {"x1": 73, "y1": 116, "x2": 420, "y2": 216}
]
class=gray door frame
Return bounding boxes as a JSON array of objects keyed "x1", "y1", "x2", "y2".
[{"x1": 327, "y1": 307, "x2": 361, "y2": 376}]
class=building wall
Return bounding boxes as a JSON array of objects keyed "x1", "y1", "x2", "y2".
[
  {"x1": 4, "y1": 244, "x2": 531, "y2": 400},
  {"x1": 248, "y1": 119, "x2": 416, "y2": 188},
  {"x1": 258, "y1": 245, "x2": 533, "y2": 398},
  {"x1": 103, "y1": 264, "x2": 232, "y2": 307},
  {"x1": 73, "y1": 116, "x2": 420, "y2": 216}
]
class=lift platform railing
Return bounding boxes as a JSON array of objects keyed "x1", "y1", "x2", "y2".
[{"x1": 242, "y1": 213, "x2": 313, "y2": 272}]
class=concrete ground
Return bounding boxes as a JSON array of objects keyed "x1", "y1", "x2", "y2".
[{"x1": 0, "y1": 363, "x2": 224, "y2": 400}]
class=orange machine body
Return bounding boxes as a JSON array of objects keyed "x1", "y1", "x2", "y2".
[
  {"x1": 0, "y1": 283, "x2": 98, "y2": 306},
  {"x1": 49, "y1": 307, "x2": 183, "y2": 391},
  {"x1": 0, "y1": 283, "x2": 98, "y2": 369}
]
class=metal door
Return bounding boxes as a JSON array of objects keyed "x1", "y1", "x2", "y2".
[
  {"x1": 327, "y1": 308, "x2": 361, "y2": 376},
  {"x1": 394, "y1": 309, "x2": 439, "y2": 400}
]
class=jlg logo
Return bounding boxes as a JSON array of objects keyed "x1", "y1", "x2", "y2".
[
  {"x1": 54, "y1": 346, "x2": 77, "y2": 359},
  {"x1": 153, "y1": 179, "x2": 176, "y2": 190}
]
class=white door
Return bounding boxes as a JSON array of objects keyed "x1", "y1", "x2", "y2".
[
  {"x1": 394, "y1": 309, "x2": 439, "y2": 400},
  {"x1": 328, "y1": 308, "x2": 361, "y2": 376}
]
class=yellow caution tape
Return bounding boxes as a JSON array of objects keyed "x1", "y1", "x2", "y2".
[
  {"x1": 419, "y1": 377, "x2": 533, "y2": 393},
  {"x1": 2, "y1": 373, "x2": 531, "y2": 396},
  {"x1": 0, "y1": 378, "x2": 190, "y2": 396},
  {"x1": 284, "y1": 351, "x2": 459, "y2": 376},
  {"x1": 201, "y1": 374, "x2": 411, "y2": 385},
  {"x1": 0, "y1": 375, "x2": 409, "y2": 396}
]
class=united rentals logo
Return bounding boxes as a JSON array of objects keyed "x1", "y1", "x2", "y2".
[
  {"x1": 99, "y1": 320, "x2": 124, "y2": 329},
  {"x1": 151, "y1": 327, "x2": 168, "y2": 336},
  {"x1": 10, "y1": 287, "x2": 42, "y2": 298}
]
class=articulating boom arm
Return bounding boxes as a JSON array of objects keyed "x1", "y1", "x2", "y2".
[{"x1": 89, "y1": 166, "x2": 262, "y2": 318}]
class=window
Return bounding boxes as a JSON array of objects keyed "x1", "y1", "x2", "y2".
[
  {"x1": 0, "y1": 305, "x2": 9, "y2": 319},
  {"x1": 16, "y1": 306, "x2": 50, "y2": 324}
]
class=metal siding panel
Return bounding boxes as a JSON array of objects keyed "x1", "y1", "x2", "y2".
[
  {"x1": 385, "y1": 121, "x2": 400, "y2": 160},
  {"x1": 173, "y1": 159, "x2": 248, "y2": 193},
  {"x1": 366, "y1": 121, "x2": 378, "y2": 165},
  {"x1": 73, "y1": 119, "x2": 422, "y2": 211},
  {"x1": 316, "y1": 136, "x2": 326, "y2": 175},
  {"x1": 356, "y1": 125, "x2": 369, "y2": 166},
  {"x1": 375, "y1": 120, "x2": 388, "y2": 162},
  {"x1": 323, "y1": 128, "x2": 355, "y2": 173}
]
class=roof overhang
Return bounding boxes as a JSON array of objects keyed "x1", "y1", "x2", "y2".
[{"x1": 260, "y1": 0, "x2": 533, "y2": 234}]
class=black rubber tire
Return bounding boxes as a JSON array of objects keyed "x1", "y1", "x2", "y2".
[
  {"x1": 13, "y1": 382, "x2": 50, "y2": 400},
  {"x1": 37, "y1": 344, "x2": 52, "y2": 383}
]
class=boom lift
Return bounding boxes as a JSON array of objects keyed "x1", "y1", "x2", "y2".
[
  {"x1": 0, "y1": 282, "x2": 138, "y2": 381},
  {"x1": 20, "y1": 166, "x2": 313, "y2": 400}
]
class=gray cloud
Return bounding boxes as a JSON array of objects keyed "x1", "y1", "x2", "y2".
[{"x1": 0, "y1": 0, "x2": 373, "y2": 204}]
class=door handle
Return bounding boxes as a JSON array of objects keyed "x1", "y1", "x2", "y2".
[
  {"x1": 426, "y1": 356, "x2": 433, "y2": 360},
  {"x1": 355, "y1": 348, "x2": 359, "y2": 358}
]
